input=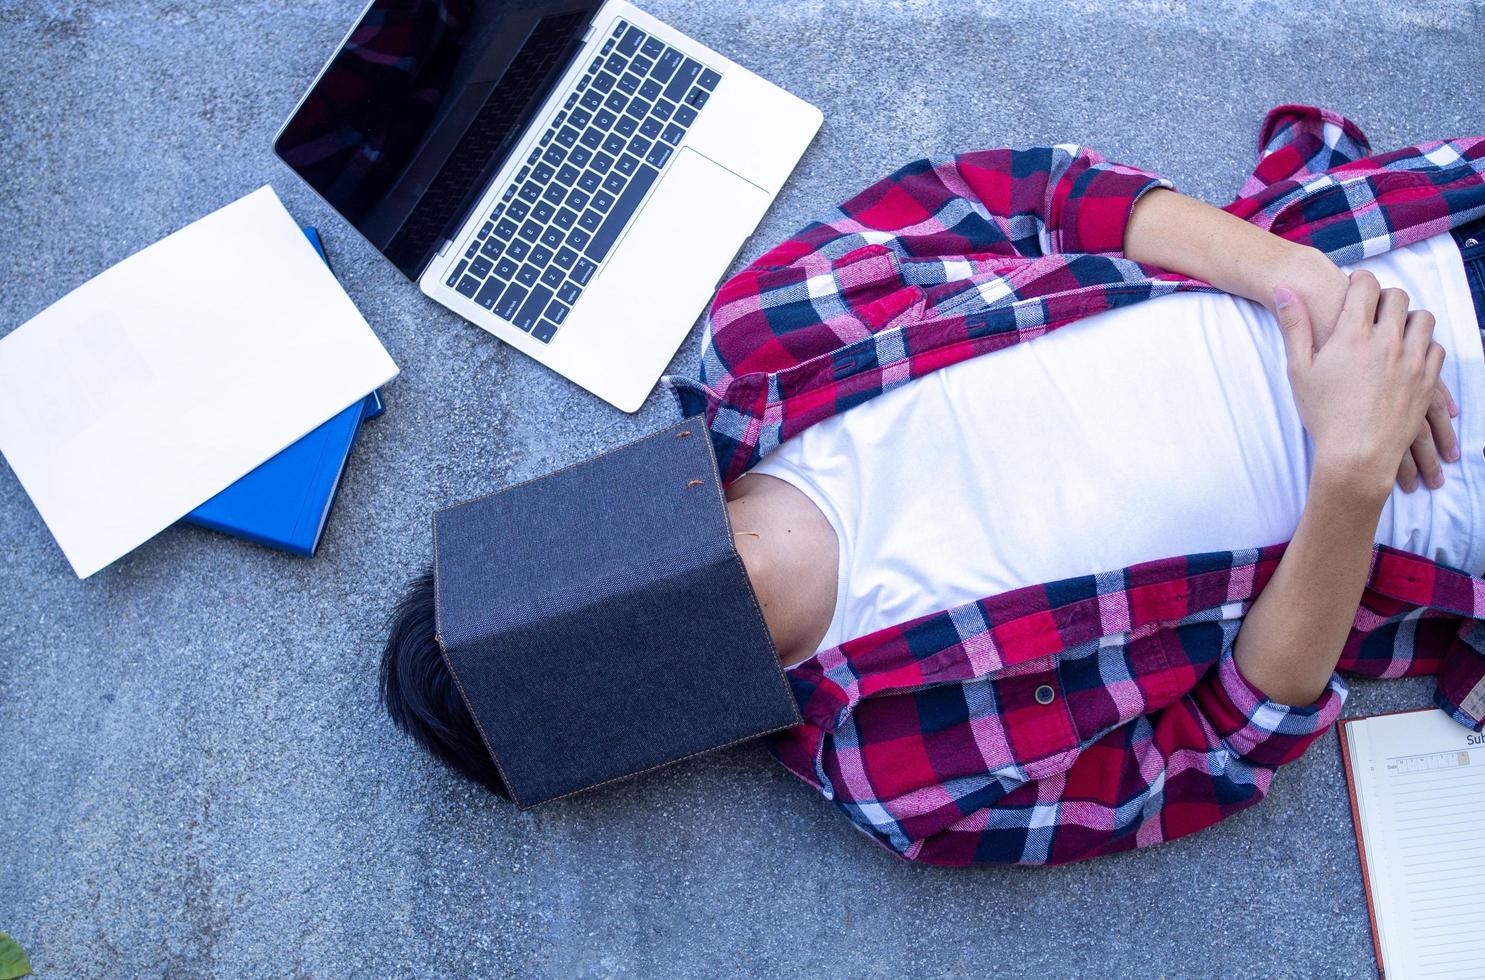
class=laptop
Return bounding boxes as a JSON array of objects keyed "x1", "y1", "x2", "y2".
[{"x1": 275, "y1": 0, "x2": 822, "y2": 412}]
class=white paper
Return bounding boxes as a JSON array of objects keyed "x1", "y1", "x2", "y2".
[
  {"x1": 0, "y1": 186, "x2": 399, "y2": 577},
  {"x1": 1346, "y1": 708, "x2": 1485, "y2": 979}
]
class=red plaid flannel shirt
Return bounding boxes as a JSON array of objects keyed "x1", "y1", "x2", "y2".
[{"x1": 667, "y1": 106, "x2": 1485, "y2": 866}]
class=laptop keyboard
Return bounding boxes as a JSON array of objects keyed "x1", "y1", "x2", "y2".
[{"x1": 444, "y1": 19, "x2": 723, "y2": 344}]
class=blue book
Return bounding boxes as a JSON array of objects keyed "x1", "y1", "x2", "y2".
[{"x1": 181, "y1": 227, "x2": 383, "y2": 556}]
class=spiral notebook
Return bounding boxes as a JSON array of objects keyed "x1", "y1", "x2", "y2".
[{"x1": 1337, "y1": 707, "x2": 1485, "y2": 978}]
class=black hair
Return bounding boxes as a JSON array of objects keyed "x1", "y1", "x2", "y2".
[{"x1": 379, "y1": 568, "x2": 510, "y2": 797}]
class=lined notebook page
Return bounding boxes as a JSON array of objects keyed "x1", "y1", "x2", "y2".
[{"x1": 1344, "y1": 708, "x2": 1485, "y2": 978}]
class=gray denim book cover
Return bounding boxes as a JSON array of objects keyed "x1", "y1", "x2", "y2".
[{"x1": 432, "y1": 415, "x2": 801, "y2": 808}]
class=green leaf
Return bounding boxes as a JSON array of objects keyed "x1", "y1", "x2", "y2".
[{"x1": 0, "y1": 932, "x2": 32, "y2": 980}]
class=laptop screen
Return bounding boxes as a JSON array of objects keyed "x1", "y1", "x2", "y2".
[{"x1": 275, "y1": 0, "x2": 603, "y2": 280}]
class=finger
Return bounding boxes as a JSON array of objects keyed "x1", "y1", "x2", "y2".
[
  {"x1": 1272, "y1": 285, "x2": 1315, "y2": 369},
  {"x1": 1402, "y1": 309, "x2": 1438, "y2": 358},
  {"x1": 1374, "y1": 287, "x2": 1410, "y2": 337},
  {"x1": 1425, "y1": 339, "x2": 1446, "y2": 385},
  {"x1": 1426, "y1": 391, "x2": 1460, "y2": 465},
  {"x1": 1443, "y1": 382, "x2": 1458, "y2": 419},
  {"x1": 1397, "y1": 449, "x2": 1420, "y2": 493},
  {"x1": 1412, "y1": 426, "x2": 1443, "y2": 490},
  {"x1": 1338, "y1": 270, "x2": 1382, "y2": 336}
]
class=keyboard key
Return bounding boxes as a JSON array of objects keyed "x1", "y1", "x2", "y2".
[
  {"x1": 639, "y1": 78, "x2": 662, "y2": 101},
  {"x1": 474, "y1": 277, "x2": 504, "y2": 310},
  {"x1": 641, "y1": 36, "x2": 663, "y2": 58},
  {"x1": 470, "y1": 256, "x2": 493, "y2": 278},
  {"x1": 625, "y1": 98, "x2": 650, "y2": 120},
  {"x1": 578, "y1": 209, "x2": 602, "y2": 231},
  {"x1": 604, "y1": 92, "x2": 627, "y2": 113},
  {"x1": 575, "y1": 74, "x2": 589, "y2": 92},
  {"x1": 653, "y1": 98, "x2": 675, "y2": 121},
  {"x1": 661, "y1": 123, "x2": 685, "y2": 145},
  {"x1": 558, "y1": 281, "x2": 582, "y2": 304},
  {"x1": 569, "y1": 146, "x2": 593, "y2": 167},
  {"x1": 604, "y1": 53, "x2": 627, "y2": 74},
  {"x1": 564, "y1": 92, "x2": 578, "y2": 110},
  {"x1": 674, "y1": 104, "x2": 696, "y2": 126},
  {"x1": 480, "y1": 238, "x2": 504, "y2": 260},
  {"x1": 554, "y1": 207, "x2": 578, "y2": 229},
  {"x1": 530, "y1": 245, "x2": 553, "y2": 267},
  {"x1": 615, "y1": 115, "x2": 638, "y2": 137},
  {"x1": 507, "y1": 200, "x2": 530, "y2": 221},
  {"x1": 603, "y1": 38, "x2": 616, "y2": 55},
  {"x1": 502, "y1": 184, "x2": 518, "y2": 201},
  {"x1": 611, "y1": 20, "x2": 626, "y2": 37},
  {"x1": 580, "y1": 89, "x2": 603, "y2": 110},
  {"x1": 615, "y1": 153, "x2": 640, "y2": 176},
  {"x1": 578, "y1": 171, "x2": 601, "y2": 191},
  {"x1": 540, "y1": 266, "x2": 565, "y2": 289},
  {"x1": 686, "y1": 88, "x2": 709, "y2": 109},
  {"x1": 592, "y1": 190, "x2": 615, "y2": 211},
  {"x1": 663, "y1": 58, "x2": 702, "y2": 102},
  {"x1": 590, "y1": 56, "x2": 603, "y2": 72},
  {"x1": 640, "y1": 117, "x2": 662, "y2": 138},
  {"x1": 592, "y1": 153, "x2": 614, "y2": 174},
  {"x1": 628, "y1": 135, "x2": 652, "y2": 157},
  {"x1": 533, "y1": 201, "x2": 555, "y2": 222},
  {"x1": 546, "y1": 299, "x2": 571, "y2": 325},
  {"x1": 617, "y1": 24, "x2": 644, "y2": 55},
  {"x1": 533, "y1": 163, "x2": 555, "y2": 183},
  {"x1": 517, "y1": 183, "x2": 540, "y2": 203},
  {"x1": 557, "y1": 164, "x2": 580, "y2": 185},
  {"x1": 632, "y1": 55, "x2": 653, "y2": 75},
  {"x1": 553, "y1": 111, "x2": 568, "y2": 128},
  {"x1": 601, "y1": 172, "x2": 625, "y2": 193},
  {"x1": 533, "y1": 319, "x2": 558, "y2": 343},
  {"x1": 515, "y1": 285, "x2": 554, "y2": 331},
  {"x1": 602, "y1": 133, "x2": 626, "y2": 155},
  {"x1": 496, "y1": 218, "x2": 519, "y2": 238},
  {"x1": 584, "y1": 163, "x2": 659, "y2": 263},
  {"x1": 495, "y1": 282, "x2": 528, "y2": 322},
  {"x1": 539, "y1": 130, "x2": 552, "y2": 147},
  {"x1": 653, "y1": 49, "x2": 681, "y2": 84},
  {"x1": 646, "y1": 143, "x2": 672, "y2": 168},
  {"x1": 490, "y1": 202, "x2": 505, "y2": 219},
  {"x1": 595, "y1": 108, "x2": 617, "y2": 129},
  {"x1": 542, "y1": 184, "x2": 566, "y2": 205},
  {"x1": 573, "y1": 258, "x2": 597, "y2": 285},
  {"x1": 445, "y1": 260, "x2": 468, "y2": 287},
  {"x1": 570, "y1": 108, "x2": 592, "y2": 128},
  {"x1": 554, "y1": 247, "x2": 578, "y2": 269},
  {"x1": 593, "y1": 71, "x2": 616, "y2": 93},
  {"x1": 541, "y1": 227, "x2": 564, "y2": 249},
  {"x1": 456, "y1": 275, "x2": 481, "y2": 298},
  {"x1": 479, "y1": 221, "x2": 494, "y2": 237},
  {"x1": 556, "y1": 126, "x2": 579, "y2": 147},
  {"x1": 464, "y1": 243, "x2": 478, "y2": 259},
  {"x1": 699, "y1": 68, "x2": 721, "y2": 90},
  {"x1": 567, "y1": 189, "x2": 590, "y2": 210},
  {"x1": 527, "y1": 148, "x2": 541, "y2": 164},
  {"x1": 543, "y1": 146, "x2": 566, "y2": 166},
  {"x1": 568, "y1": 228, "x2": 592, "y2": 250},
  {"x1": 520, "y1": 220, "x2": 542, "y2": 241},
  {"x1": 507, "y1": 238, "x2": 530, "y2": 261},
  {"x1": 579, "y1": 128, "x2": 602, "y2": 149},
  {"x1": 495, "y1": 257, "x2": 519, "y2": 279},
  {"x1": 617, "y1": 73, "x2": 640, "y2": 95},
  {"x1": 516, "y1": 264, "x2": 540, "y2": 286}
]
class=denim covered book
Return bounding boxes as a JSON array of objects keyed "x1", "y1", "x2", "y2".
[
  {"x1": 432, "y1": 416, "x2": 801, "y2": 808},
  {"x1": 181, "y1": 227, "x2": 382, "y2": 556}
]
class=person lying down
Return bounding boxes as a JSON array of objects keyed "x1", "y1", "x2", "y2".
[{"x1": 382, "y1": 106, "x2": 1485, "y2": 866}]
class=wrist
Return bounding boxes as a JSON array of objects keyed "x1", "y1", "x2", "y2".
[
  {"x1": 1310, "y1": 452, "x2": 1392, "y2": 513},
  {"x1": 1260, "y1": 245, "x2": 1341, "y2": 312}
]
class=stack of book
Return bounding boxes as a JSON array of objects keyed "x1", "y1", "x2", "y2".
[{"x1": 181, "y1": 227, "x2": 382, "y2": 557}]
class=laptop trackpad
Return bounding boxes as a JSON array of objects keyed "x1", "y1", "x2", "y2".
[{"x1": 590, "y1": 148, "x2": 769, "y2": 334}]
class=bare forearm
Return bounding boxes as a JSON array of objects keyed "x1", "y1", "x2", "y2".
[
  {"x1": 1234, "y1": 461, "x2": 1385, "y2": 705},
  {"x1": 1124, "y1": 188, "x2": 1346, "y2": 319}
]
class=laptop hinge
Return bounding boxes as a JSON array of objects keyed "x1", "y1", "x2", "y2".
[{"x1": 436, "y1": 238, "x2": 453, "y2": 258}]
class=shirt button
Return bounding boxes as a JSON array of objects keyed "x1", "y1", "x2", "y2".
[{"x1": 1035, "y1": 684, "x2": 1056, "y2": 705}]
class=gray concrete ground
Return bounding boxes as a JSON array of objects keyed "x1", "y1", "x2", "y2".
[{"x1": 2, "y1": 0, "x2": 1483, "y2": 976}]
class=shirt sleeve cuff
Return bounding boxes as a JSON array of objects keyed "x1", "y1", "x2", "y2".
[
  {"x1": 1196, "y1": 650, "x2": 1349, "y2": 768},
  {"x1": 1058, "y1": 164, "x2": 1175, "y2": 256}
]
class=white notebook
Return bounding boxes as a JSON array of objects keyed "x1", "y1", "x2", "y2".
[
  {"x1": 1338, "y1": 708, "x2": 1485, "y2": 979},
  {"x1": 0, "y1": 186, "x2": 398, "y2": 577}
]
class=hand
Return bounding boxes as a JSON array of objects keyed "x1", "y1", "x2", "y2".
[
  {"x1": 1279, "y1": 248, "x2": 1459, "y2": 491},
  {"x1": 1275, "y1": 272, "x2": 1446, "y2": 506}
]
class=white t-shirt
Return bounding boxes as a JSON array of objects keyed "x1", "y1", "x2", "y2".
[{"x1": 751, "y1": 234, "x2": 1485, "y2": 659}]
